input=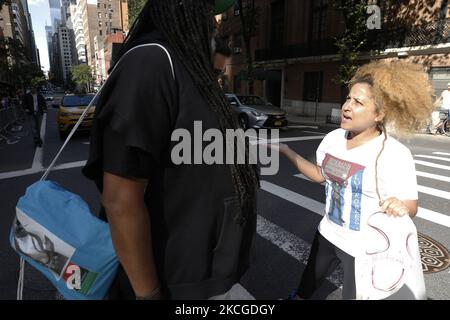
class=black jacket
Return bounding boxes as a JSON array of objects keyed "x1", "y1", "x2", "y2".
[{"x1": 22, "y1": 93, "x2": 46, "y2": 114}]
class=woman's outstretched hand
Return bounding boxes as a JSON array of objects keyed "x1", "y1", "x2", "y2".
[{"x1": 261, "y1": 142, "x2": 290, "y2": 155}]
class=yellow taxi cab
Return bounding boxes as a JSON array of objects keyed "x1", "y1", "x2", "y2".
[{"x1": 57, "y1": 94, "x2": 97, "y2": 138}]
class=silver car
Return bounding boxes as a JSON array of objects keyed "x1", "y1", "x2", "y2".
[{"x1": 226, "y1": 94, "x2": 288, "y2": 129}]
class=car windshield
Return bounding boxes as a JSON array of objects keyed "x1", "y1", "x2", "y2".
[
  {"x1": 237, "y1": 96, "x2": 268, "y2": 106},
  {"x1": 62, "y1": 95, "x2": 95, "y2": 107}
]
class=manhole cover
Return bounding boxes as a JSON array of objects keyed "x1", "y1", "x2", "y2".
[{"x1": 418, "y1": 233, "x2": 450, "y2": 274}]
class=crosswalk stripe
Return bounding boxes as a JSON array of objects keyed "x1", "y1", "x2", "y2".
[
  {"x1": 261, "y1": 180, "x2": 450, "y2": 229},
  {"x1": 417, "y1": 185, "x2": 450, "y2": 200},
  {"x1": 257, "y1": 215, "x2": 342, "y2": 288},
  {"x1": 414, "y1": 160, "x2": 450, "y2": 171},
  {"x1": 301, "y1": 130, "x2": 324, "y2": 135},
  {"x1": 433, "y1": 152, "x2": 450, "y2": 157},
  {"x1": 252, "y1": 135, "x2": 325, "y2": 145},
  {"x1": 260, "y1": 180, "x2": 325, "y2": 216},
  {"x1": 288, "y1": 125, "x2": 319, "y2": 129},
  {"x1": 416, "y1": 171, "x2": 450, "y2": 183},
  {"x1": 415, "y1": 155, "x2": 450, "y2": 162},
  {"x1": 416, "y1": 208, "x2": 450, "y2": 228},
  {"x1": 296, "y1": 172, "x2": 450, "y2": 187},
  {"x1": 0, "y1": 160, "x2": 87, "y2": 180},
  {"x1": 294, "y1": 174, "x2": 325, "y2": 186}
]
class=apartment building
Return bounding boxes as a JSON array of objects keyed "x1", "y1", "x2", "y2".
[
  {"x1": 78, "y1": 0, "x2": 127, "y2": 82},
  {"x1": 220, "y1": 0, "x2": 450, "y2": 117},
  {"x1": 70, "y1": 2, "x2": 86, "y2": 63}
]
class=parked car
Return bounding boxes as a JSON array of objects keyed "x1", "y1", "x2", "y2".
[
  {"x1": 225, "y1": 94, "x2": 288, "y2": 129},
  {"x1": 56, "y1": 94, "x2": 97, "y2": 138}
]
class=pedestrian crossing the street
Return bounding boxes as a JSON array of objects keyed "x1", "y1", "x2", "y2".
[{"x1": 252, "y1": 139, "x2": 450, "y2": 300}]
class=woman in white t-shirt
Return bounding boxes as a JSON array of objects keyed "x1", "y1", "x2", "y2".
[{"x1": 271, "y1": 61, "x2": 434, "y2": 299}]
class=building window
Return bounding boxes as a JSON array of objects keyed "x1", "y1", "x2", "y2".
[
  {"x1": 99, "y1": 21, "x2": 102, "y2": 27},
  {"x1": 104, "y1": 4, "x2": 106, "y2": 8},
  {"x1": 310, "y1": 0, "x2": 328, "y2": 41},
  {"x1": 303, "y1": 72, "x2": 323, "y2": 102},
  {"x1": 270, "y1": 0, "x2": 285, "y2": 49},
  {"x1": 98, "y1": 12, "x2": 102, "y2": 19},
  {"x1": 99, "y1": 30, "x2": 102, "y2": 36},
  {"x1": 97, "y1": 3, "x2": 100, "y2": 8},
  {"x1": 109, "y1": 13, "x2": 112, "y2": 19}
]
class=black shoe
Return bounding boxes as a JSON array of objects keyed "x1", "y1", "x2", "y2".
[{"x1": 38, "y1": 138, "x2": 43, "y2": 148}]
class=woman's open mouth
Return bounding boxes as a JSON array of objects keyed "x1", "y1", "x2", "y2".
[{"x1": 342, "y1": 114, "x2": 352, "y2": 123}]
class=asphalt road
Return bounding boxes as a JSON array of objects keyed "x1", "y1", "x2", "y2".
[{"x1": 0, "y1": 105, "x2": 449, "y2": 300}]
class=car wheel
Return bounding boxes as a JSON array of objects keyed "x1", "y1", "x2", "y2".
[{"x1": 239, "y1": 114, "x2": 249, "y2": 130}]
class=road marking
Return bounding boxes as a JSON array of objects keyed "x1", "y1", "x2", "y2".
[
  {"x1": 261, "y1": 180, "x2": 450, "y2": 229},
  {"x1": 211, "y1": 283, "x2": 255, "y2": 300},
  {"x1": 294, "y1": 174, "x2": 326, "y2": 186},
  {"x1": 417, "y1": 185, "x2": 450, "y2": 201},
  {"x1": 288, "y1": 125, "x2": 319, "y2": 130},
  {"x1": 416, "y1": 171, "x2": 450, "y2": 183},
  {"x1": 415, "y1": 155, "x2": 450, "y2": 163},
  {"x1": 294, "y1": 173, "x2": 450, "y2": 201},
  {"x1": 302, "y1": 130, "x2": 324, "y2": 135},
  {"x1": 414, "y1": 160, "x2": 450, "y2": 171},
  {"x1": 433, "y1": 152, "x2": 450, "y2": 157},
  {"x1": 0, "y1": 160, "x2": 86, "y2": 180},
  {"x1": 260, "y1": 180, "x2": 325, "y2": 216},
  {"x1": 31, "y1": 113, "x2": 47, "y2": 170},
  {"x1": 252, "y1": 135, "x2": 325, "y2": 145},
  {"x1": 257, "y1": 215, "x2": 342, "y2": 288},
  {"x1": 416, "y1": 208, "x2": 450, "y2": 229}
]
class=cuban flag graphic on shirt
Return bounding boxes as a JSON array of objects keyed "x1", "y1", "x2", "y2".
[{"x1": 322, "y1": 154, "x2": 366, "y2": 231}]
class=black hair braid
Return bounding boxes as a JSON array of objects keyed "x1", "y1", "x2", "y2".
[{"x1": 119, "y1": 0, "x2": 260, "y2": 223}]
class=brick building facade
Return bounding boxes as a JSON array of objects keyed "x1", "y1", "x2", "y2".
[{"x1": 219, "y1": 0, "x2": 450, "y2": 117}]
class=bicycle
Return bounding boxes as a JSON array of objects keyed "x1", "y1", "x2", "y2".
[{"x1": 435, "y1": 110, "x2": 450, "y2": 137}]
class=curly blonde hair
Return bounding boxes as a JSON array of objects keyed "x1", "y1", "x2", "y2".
[{"x1": 349, "y1": 60, "x2": 434, "y2": 136}]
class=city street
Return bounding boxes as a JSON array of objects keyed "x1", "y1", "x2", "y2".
[{"x1": 1, "y1": 101, "x2": 449, "y2": 300}]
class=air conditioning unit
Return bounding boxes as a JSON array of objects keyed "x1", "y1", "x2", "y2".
[{"x1": 233, "y1": 47, "x2": 242, "y2": 54}]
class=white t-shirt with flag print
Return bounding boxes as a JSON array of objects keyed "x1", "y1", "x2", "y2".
[{"x1": 316, "y1": 129, "x2": 418, "y2": 258}]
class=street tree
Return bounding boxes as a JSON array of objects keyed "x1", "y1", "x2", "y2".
[
  {"x1": 70, "y1": 64, "x2": 93, "y2": 93},
  {"x1": 236, "y1": 0, "x2": 259, "y2": 94},
  {"x1": 333, "y1": 0, "x2": 369, "y2": 100},
  {"x1": 31, "y1": 76, "x2": 46, "y2": 89},
  {"x1": 128, "y1": 0, "x2": 146, "y2": 27}
]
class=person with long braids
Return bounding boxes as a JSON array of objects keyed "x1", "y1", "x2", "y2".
[
  {"x1": 83, "y1": 0, "x2": 259, "y2": 300},
  {"x1": 269, "y1": 61, "x2": 433, "y2": 299}
]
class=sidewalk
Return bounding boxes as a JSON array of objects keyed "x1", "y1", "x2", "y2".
[
  {"x1": 286, "y1": 114, "x2": 340, "y2": 128},
  {"x1": 286, "y1": 114, "x2": 450, "y2": 137}
]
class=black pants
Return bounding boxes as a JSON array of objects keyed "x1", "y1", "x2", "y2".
[
  {"x1": 297, "y1": 231, "x2": 356, "y2": 300},
  {"x1": 30, "y1": 112, "x2": 41, "y2": 142}
]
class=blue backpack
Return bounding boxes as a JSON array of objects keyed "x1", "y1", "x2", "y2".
[{"x1": 10, "y1": 181, "x2": 118, "y2": 300}]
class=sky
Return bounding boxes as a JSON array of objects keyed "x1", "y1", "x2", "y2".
[{"x1": 28, "y1": 0, "x2": 51, "y2": 73}]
